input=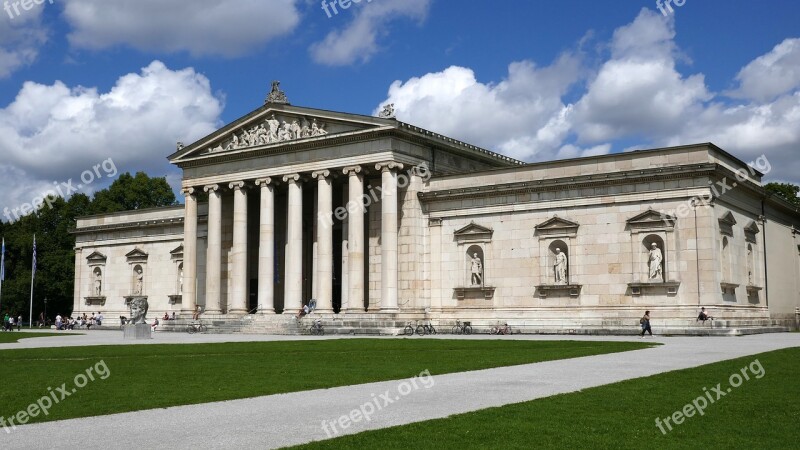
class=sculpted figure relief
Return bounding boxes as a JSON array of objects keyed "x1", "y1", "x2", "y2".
[
  {"x1": 208, "y1": 114, "x2": 331, "y2": 153},
  {"x1": 470, "y1": 253, "x2": 484, "y2": 286},
  {"x1": 553, "y1": 248, "x2": 568, "y2": 285},
  {"x1": 94, "y1": 270, "x2": 102, "y2": 296},
  {"x1": 134, "y1": 267, "x2": 144, "y2": 295},
  {"x1": 648, "y1": 243, "x2": 663, "y2": 281},
  {"x1": 129, "y1": 297, "x2": 149, "y2": 325}
]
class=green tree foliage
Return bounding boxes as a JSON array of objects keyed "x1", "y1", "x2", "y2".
[
  {"x1": 0, "y1": 174, "x2": 176, "y2": 321},
  {"x1": 765, "y1": 182, "x2": 800, "y2": 206}
]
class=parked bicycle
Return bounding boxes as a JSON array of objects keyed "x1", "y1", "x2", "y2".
[
  {"x1": 416, "y1": 321, "x2": 437, "y2": 336},
  {"x1": 186, "y1": 321, "x2": 207, "y2": 334},
  {"x1": 310, "y1": 319, "x2": 324, "y2": 336},
  {"x1": 451, "y1": 320, "x2": 472, "y2": 335},
  {"x1": 490, "y1": 322, "x2": 512, "y2": 335},
  {"x1": 404, "y1": 321, "x2": 416, "y2": 336}
]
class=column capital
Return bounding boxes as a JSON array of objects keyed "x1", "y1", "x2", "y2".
[
  {"x1": 181, "y1": 187, "x2": 196, "y2": 196},
  {"x1": 203, "y1": 184, "x2": 220, "y2": 193},
  {"x1": 283, "y1": 173, "x2": 302, "y2": 184},
  {"x1": 254, "y1": 177, "x2": 274, "y2": 187},
  {"x1": 229, "y1": 181, "x2": 247, "y2": 191},
  {"x1": 376, "y1": 161, "x2": 404, "y2": 173},
  {"x1": 311, "y1": 169, "x2": 331, "y2": 180},
  {"x1": 343, "y1": 166, "x2": 362, "y2": 176}
]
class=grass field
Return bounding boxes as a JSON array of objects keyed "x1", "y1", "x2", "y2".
[
  {"x1": 0, "y1": 332, "x2": 78, "y2": 344},
  {"x1": 0, "y1": 339, "x2": 653, "y2": 424},
  {"x1": 294, "y1": 347, "x2": 800, "y2": 449}
]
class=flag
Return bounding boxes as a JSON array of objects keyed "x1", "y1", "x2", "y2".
[
  {"x1": 32, "y1": 235, "x2": 36, "y2": 278},
  {"x1": 1, "y1": 237, "x2": 5, "y2": 281}
]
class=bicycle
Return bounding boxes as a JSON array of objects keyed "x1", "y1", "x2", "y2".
[
  {"x1": 416, "y1": 321, "x2": 437, "y2": 336},
  {"x1": 451, "y1": 320, "x2": 472, "y2": 335},
  {"x1": 310, "y1": 319, "x2": 324, "y2": 336},
  {"x1": 186, "y1": 321, "x2": 207, "y2": 334},
  {"x1": 404, "y1": 321, "x2": 416, "y2": 336},
  {"x1": 490, "y1": 322, "x2": 512, "y2": 335}
]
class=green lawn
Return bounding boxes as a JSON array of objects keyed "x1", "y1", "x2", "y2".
[
  {"x1": 0, "y1": 339, "x2": 652, "y2": 424},
  {"x1": 0, "y1": 331, "x2": 78, "y2": 344},
  {"x1": 294, "y1": 347, "x2": 800, "y2": 449}
]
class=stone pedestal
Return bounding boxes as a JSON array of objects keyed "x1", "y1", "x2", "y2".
[{"x1": 123, "y1": 323, "x2": 152, "y2": 340}]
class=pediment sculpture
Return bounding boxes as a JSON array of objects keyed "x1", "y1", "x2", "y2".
[{"x1": 208, "y1": 116, "x2": 328, "y2": 154}]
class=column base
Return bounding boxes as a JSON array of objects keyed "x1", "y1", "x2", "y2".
[
  {"x1": 228, "y1": 309, "x2": 248, "y2": 315},
  {"x1": 204, "y1": 309, "x2": 223, "y2": 315},
  {"x1": 381, "y1": 308, "x2": 399, "y2": 313},
  {"x1": 256, "y1": 307, "x2": 276, "y2": 314}
]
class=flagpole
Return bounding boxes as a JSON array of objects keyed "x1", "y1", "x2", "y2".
[
  {"x1": 29, "y1": 234, "x2": 35, "y2": 329},
  {"x1": 0, "y1": 237, "x2": 4, "y2": 315}
]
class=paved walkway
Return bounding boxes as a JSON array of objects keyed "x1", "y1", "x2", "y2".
[{"x1": 1, "y1": 331, "x2": 798, "y2": 449}]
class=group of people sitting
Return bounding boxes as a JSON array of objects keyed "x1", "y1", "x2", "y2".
[
  {"x1": 54, "y1": 312, "x2": 104, "y2": 330},
  {"x1": 2, "y1": 314, "x2": 22, "y2": 331}
]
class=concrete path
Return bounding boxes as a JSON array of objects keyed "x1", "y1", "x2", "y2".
[{"x1": 1, "y1": 332, "x2": 798, "y2": 449}]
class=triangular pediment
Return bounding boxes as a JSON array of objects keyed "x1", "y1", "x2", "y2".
[
  {"x1": 86, "y1": 251, "x2": 107, "y2": 263},
  {"x1": 454, "y1": 222, "x2": 494, "y2": 236},
  {"x1": 170, "y1": 104, "x2": 394, "y2": 162},
  {"x1": 744, "y1": 221, "x2": 760, "y2": 234},
  {"x1": 627, "y1": 209, "x2": 675, "y2": 226},
  {"x1": 170, "y1": 245, "x2": 184, "y2": 255},
  {"x1": 535, "y1": 216, "x2": 580, "y2": 231},
  {"x1": 125, "y1": 248, "x2": 149, "y2": 260},
  {"x1": 719, "y1": 211, "x2": 737, "y2": 226}
]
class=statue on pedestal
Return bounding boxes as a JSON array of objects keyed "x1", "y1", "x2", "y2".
[
  {"x1": 648, "y1": 243, "x2": 663, "y2": 281},
  {"x1": 129, "y1": 297, "x2": 149, "y2": 325},
  {"x1": 470, "y1": 253, "x2": 484, "y2": 286},
  {"x1": 554, "y1": 248, "x2": 568, "y2": 285}
]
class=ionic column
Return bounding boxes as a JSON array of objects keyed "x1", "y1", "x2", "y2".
[
  {"x1": 283, "y1": 174, "x2": 304, "y2": 314},
  {"x1": 377, "y1": 162, "x2": 403, "y2": 312},
  {"x1": 182, "y1": 188, "x2": 198, "y2": 313},
  {"x1": 255, "y1": 178, "x2": 275, "y2": 314},
  {"x1": 343, "y1": 166, "x2": 365, "y2": 313},
  {"x1": 229, "y1": 181, "x2": 248, "y2": 314},
  {"x1": 204, "y1": 184, "x2": 222, "y2": 314},
  {"x1": 312, "y1": 170, "x2": 334, "y2": 313}
]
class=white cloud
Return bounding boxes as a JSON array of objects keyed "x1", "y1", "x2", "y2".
[
  {"x1": 310, "y1": 0, "x2": 430, "y2": 66},
  {"x1": 728, "y1": 38, "x2": 800, "y2": 102},
  {"x1": 0, "y1": 4, "x2": 48, "y2": 78},
  {"x1": 376, "y1": 55, "x2": 582, "y2": 161},
  {"x1": 63, "y1": 0, "x2": 301, "y2": 57},
  {"x1": 376, "y1": 8, "x2": 800, "y2": 184},
  {"x1": 572, "y1": 9, "x2": 711, "y2": 142},
  {"x1": 0, "y1": 61, "x2": 224, "y2": 216}
]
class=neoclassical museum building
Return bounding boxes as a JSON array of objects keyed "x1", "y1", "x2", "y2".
[{"x1": 72, "y1": 84, "x2": 800, "y2": 332}]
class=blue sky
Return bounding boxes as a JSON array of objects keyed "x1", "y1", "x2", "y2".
[{"x1": 1, "y1": 0, "x2": 798, "y2": 214}]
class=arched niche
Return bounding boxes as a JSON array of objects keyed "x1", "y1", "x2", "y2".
[
  {"x1": 643, "y1": 234, "x2": 665, "y2": 283},
  {"x1": 548, "y1": 240, "x2": 569, "y2": 285},
  {"x1": 465, "y1": 244, "x2": 485, "y2": 287}
]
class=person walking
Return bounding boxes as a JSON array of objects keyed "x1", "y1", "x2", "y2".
[
  {"x1": 17, "y1": 315, "x2": 22, "y2": 331},
  {"x1": 639, "y1": 310, "x2": 653, "y2": 337}
]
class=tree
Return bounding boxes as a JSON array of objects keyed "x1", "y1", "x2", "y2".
[
  {"x1": 0, "y1": 173, "x2": 177, "y2": 320},
  {"x1": 89, "y1": 172, "x2": 177, "y2": 214},
  {"x1": 765, "y1": 182, "x2": 800, "y2": 206}
]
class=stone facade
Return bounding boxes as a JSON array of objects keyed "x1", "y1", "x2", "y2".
[{"x1": 73, "y1": 96, "x2": 800, "y2": 330}]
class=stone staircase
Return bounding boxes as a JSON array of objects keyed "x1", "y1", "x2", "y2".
[{"x1": 150, "y1": 314, "x2": 790, "y2": 337}]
